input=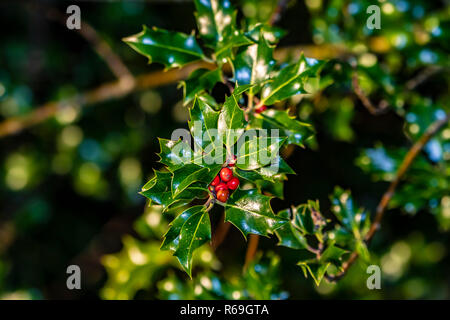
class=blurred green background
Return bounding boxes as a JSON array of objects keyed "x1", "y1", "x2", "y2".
[{"x1": 0, "y1": 0, "x2": 448, "y2": 299}]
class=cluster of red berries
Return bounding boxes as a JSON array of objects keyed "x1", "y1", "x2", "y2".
[{"x1": 208, "y1": 160, "x2": 240, "y2": 203}]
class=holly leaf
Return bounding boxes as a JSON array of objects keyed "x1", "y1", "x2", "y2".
[
  {"x1": 256, "y1": 109, "x2": 314, "y2": 147},
  {"x1": 297, "y1": 244, "x2": 347, "y2": 286},
  {"x1": 320, "y1": 243, "x2": 349, "y2": 264},
  {"x1": 256, "y1": 179, "x2": 285, "y2": 199},
  {"x1": 124, "y1": 26, "x2": 205, "y2": 69},
  {"x1": 171, "y1": 164, "x2": 210, "y2": 197},
  {"x1": 293, "y1": 203, "x2": 327, "y2": 235},
  {"x1": 275, "y1": 209, "x2": 309, "y2": 250},
  {"x1": 160, "y1": 206, "x2": 211, "y2": 276},
  {"x1": 246, "y1": 23, "x2": 287, "y2": 44},
  {"x1": 194, "y1": 0, "x2": 234, "y2": 47},
  {"x1": 158, "y1": 138, "x2": 193, "y2": 171},
  {"x1": 330, "y1": 187, "x2": 369, "y2": 240},
  {"x1": 180, "y1": 68, "x2": 223, "y2": 105},
  {"x1": 215, "y1": 28, "x2": 255, "y2": 64},
  {"x1": 189, "y1": 96, "x2": 221, "y2": 152},
  {"x1": 355, "y1": 240, "x2": 370, "y2": 263},
  {"x1": 141, "y1": 171, "x2": 207, "y2": 211},
  {"x1": 174, "y1": 206, "x2": 211, "y2": 277},
  {"x1": 298, "y1": 261, "x2": 330, "y2": 286},
  {"x1": 234, "y1": 31, "x2": 275, "y2": 92},
  {"x1": 277, "y1": 157, "x2": 296, "y2": 174},
  {"x1": 234, "y1": 167, "x2": 277, "y2": 183},
  {"x1": 259, "y1": 55, "x2": 326, "y2": 106},
  {"x1": 236, "y1": 136, "x2": 286, "y2": 170},
  {"x1": 217, "y1": 88, "x2": 247, "y2": 151},
  {"x1": 161, "y1": 205, "x2": 206, "y2": 252},
  {"x1": 224, "y1": 188, "x2": 287, "y2": 238}
]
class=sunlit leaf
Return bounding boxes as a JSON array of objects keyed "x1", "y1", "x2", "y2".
[
  {"x1": 124, "y1": 26, "x2": 205, "y2": 69},
  {"x1": 173, "y1": 206, "x2": 211, "y2": 276},
  {"x1": 224, "y1": 188, "x2": 287, "y2": 237}
]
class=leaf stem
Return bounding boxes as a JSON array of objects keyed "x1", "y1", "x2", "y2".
[{"x1": 204, "y1": 196, "x2": 216, "y2": 212}]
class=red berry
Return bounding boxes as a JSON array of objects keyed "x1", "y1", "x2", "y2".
[
  {"x1": 220, "y1": 167, "x2": 233, "y2": 182},
  {"x1": 211, "y1": 175, "x2": 220, "y2": 186},
  {"x1": 228, "y1": 155, "x2": 237, "y2": 167},
  {"x1": 255, "y1": 105, "x2": 267, "y2": 114},
  {"x1": 227, "y1": 177, "x2": 240, "y2": 190},
  {"x1": 215, "y1": 183, "x2": 227, "y2": 192},
  {"x1": 216, "y1": 189, "x2": 229, "y2": 202}
]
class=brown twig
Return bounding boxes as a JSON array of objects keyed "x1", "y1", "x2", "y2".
[
  {"x1": 0, "y1": 61, "x2": 213, "y2": 138},
  {"x1": 244, "y1": 234, "x2": 260, "y2": 271},
  {"x1": 405, "y1": 65, "x2": 443, "y2": 90},
  {"x1": 211, "y1": 211, "x2": 231, "y2": 251},
  {"x1": 45, "y1": 6, "x2": 134, "y2": 84},
  {"x1": 326, "y1": 112, "x2": 449, "y2": 281},
  {"x1": 352, "y1": 65, "x2": 445, "y2": 116},
  {"x1": 269, "y1": 0, "x2": 289, "y2": 26},
  {"x1": 0, "y1": 44, "x2": 345, "y2": 139},
  {"x1": 352, "y1": 72, "x2": 389, "y2": 115}
]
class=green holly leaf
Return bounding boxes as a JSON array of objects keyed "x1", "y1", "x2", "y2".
[
  {"x1": 189, "y1": 96, "x2": 221, "y2": 152},
  {"x1": 180, "y1": 68, "x2": 223, "y2": 105},
  {"x1": 194, "y1": 0, "x2": 254, "y2": 63},
  {"x1": 224, "y1": 188, "x2": 287, "y2": 238},
  {"x1": 293, "y1": 203, "x2": 324, "y2": 235},
  {"x1": 277, "y1": 157, "x2": 296, "y2": 174},
  {"x1": 320, "y1": 243, "x2": 349, "y2": 264},
  {"x1": 141, "y1": 171, "x2": 207, "y2": 211},
  {"x1": 355, "y1": 240, "x2": 371, "y2": 263},
  {"x1": 330, "y1": 187, "x2": 369, "y2": 239},
  {"x1": 236, "y1": 136, "x2": 286, "y2": 170},
  {"x1": 158, "y1": 138, "x2": 193, "y2": 171},
  {"x1": 234, "y1": 31, "x2": 275, "y2": 93},
  {"x1": 215, "y1": 28, "x2": 255, "y2": 64},
  {"x1": 256, "y1": 109, "x2": 314, "y2": 147},
  {"x1": 173, "y1": 206, "x2": 211, "y2": 276},
  {"x1": 256, "y1": 179, "x2": 285, "y2": 199},
  {"x1": 171, "y1": 164, "x2": 210, "y2": 197},
  {"x1": 194, "y1": 0, "x2": 234, "y2": 47},
  {"x1": 234, "y1": 167, "x2": 277, "y2": 183},
  {"x1": 298, "y1": 261, "x2": 330, "y2": 286},
  {"x1": 275, "y1": 209, "x2": 309, "y2": 250},
  {"x1": 197, "y1": 93, "x2": 221, "y2": 110},
  {"x1": 250, "y1": 157, "x2": 294, "y2": 180},
  {"x1": 161, "y1": 205, "x2": 203, "y2": 252},
  {"x1": 124, "y1": 26, "x2": 205, "y2": 69},
  {"x1": 246, "y1": 23, "x2": 287, "y2": 44},
  {"x1": 218, "y1": 89, "x2": 247, "y2": 151},
  {"x1": 259, "y1": 55, "x2": 326, "y2": 106}
]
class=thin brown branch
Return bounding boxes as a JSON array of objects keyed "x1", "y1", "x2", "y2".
[
  {"x1": 0, "y1": 44, "x2": 342, "y2": 139},
  {"x1": 405, "y1": 66, "x2": 443, "y2": 90},
  {"x1": 326, "y1": 113, "x2": 449, "y2": 281},
  {"x1": 0, "y1": 61, "x2": 213, "y2": 138},
  {"x1": 352, "y1": 72, "x2": 389, "y2": 115},
  {"x1": 45, "y1": 7, "x2": 134, "y2": 83},
  {"x1": 211, "y1": 211, "x2": 231, "y2": 251},
  {"x1": 269, "y1": 0, "x2": 289, "y2": 26},
  {"x1": 244, "y1": 234, "x2": 260, "y2": 271},
  {"x1": 352, "y1": 65, "x2": 445, "y2": 116}
]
